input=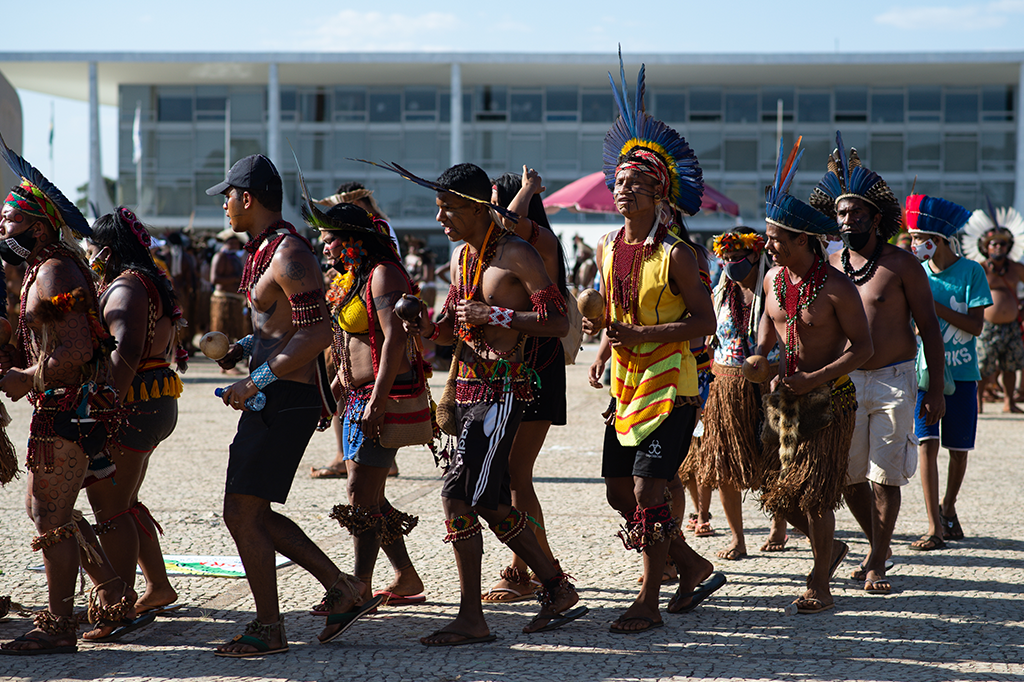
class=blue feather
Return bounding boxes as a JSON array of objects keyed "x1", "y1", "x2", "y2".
[
  {"x1": 774, "y1": 138, "x2": 785, "y2": 193},
  {"x1": 985, "y1": 194, "x2": 999, "y2": 227},
  {"x1": 835, "y1": 131, "x2": 849, "y2": 193},
  {"x1": 636, "y1": 63, "x2": 646, "y2": 116}
]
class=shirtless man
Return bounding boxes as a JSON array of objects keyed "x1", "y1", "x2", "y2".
[
  {"x1": 407, "y1": 163, "x2": 581, "y2": 645},
  {"x1": 813, "y1": 150, "x2": 946, "y2": 594},
  {"x1": 974, "y1": 228, "x2": 1024, "y2": 413},
  {"x1": 0, "y1": 173, "x2": 144, "y2": 653},
  {"x1": 206, "y1": 154, "x2": 370, "y2": 656},
  {"x1": 758, "y1": 151, "x2": 873, "y2": 613}
]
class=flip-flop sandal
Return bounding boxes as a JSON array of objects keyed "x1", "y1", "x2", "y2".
[
  {"x1": 525, "y1": 606, "x2": 588, "y2": 634},
  {"x1": 421, "y1": 630, "x2": 498, "y2": 647},
  {"x1": 373, "y1": 591, "x2": 426, "y2": 607},
  {"x1": 716, "y1": 548, "x2": 747, "y2": 561},
  {"x1": 792, "y1": 597, "x2": 834, "y2": 614},
  {"x1": 669, "y1": 572, "x2": 727, "y2": 614},
  {"x1": 135, "y1": 603, "x2": 184, "y2": 617},
  {"x1": 864, "y1": 579, "x2": 892, "y2": 594},
  {"x1": 806, "y1": 541, "x2": 849, "y2": 586},
  {"x1": 214, "y1": 635, "x2": 289, "y2": 658},
  {"x1": 318, "y1": 595, "x2": 384, "y2": 644},
  {"x1": 693, "y1": 522, "x2": 716, "y2": 537},
  {"x1": 0, "y1": 634, "x2": 77, "y2": 656},
  {"x1": 760, "y1": 536, "x2": 788, "y2": 552},
  {"x1": 84, "y1": 612, "x2": 157, "y2": 643},
  {"x1": 909, "y1": 534, "x2": 946, "y2": 551},
  {"x1": 940, "y1": 513, "x2": 964, "y2": 541},
  {"x1": 609, "y1": 616, "x2": 664, "y2": 634},
  {"x1": 851, "y1": 559, "x2": 895, "y2": 582},
  {"x1": 481, "y1": 585, "x2": 536, "y2": 603},
  {"x1": 309, "y1": 465, "x2": 347, "y2": 479}
]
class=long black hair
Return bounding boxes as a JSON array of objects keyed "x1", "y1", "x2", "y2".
[
  {"x1": 491, "y1": 172, "x2": 568, "y2": 297},
  {"x1": 325, "y1": 203, "x2": 406, "y2": 309},
  {"x1": 91, "y1": 207, "x2": 177, "y2": 317}
]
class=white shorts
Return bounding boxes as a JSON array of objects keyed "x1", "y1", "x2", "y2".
[{"x1": 847, "y1": 360, "x2": 920, "y2": 487}]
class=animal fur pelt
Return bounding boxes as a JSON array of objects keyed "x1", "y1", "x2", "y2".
[{"x1": 761, "y1": 384, "x2": 833, "y2": 470}]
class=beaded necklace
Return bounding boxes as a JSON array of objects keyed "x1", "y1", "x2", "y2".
[
  {"x1": 609, "y1": 223, "x2": 667, "y2": 322},
  {"x1": 774, "y1": 256, "x2": 829, "y2": 376},
  {"x1": 238, "y1": 221, "x2": 312, "y2": 300},
  {"x1": 841, "y1": 236, "x2": 884, "y2": 285},
  {"x1": 726, "y1": 279, "x2": 752, "y2": 351}
]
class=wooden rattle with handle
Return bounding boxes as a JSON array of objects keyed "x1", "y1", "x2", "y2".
[{"x1": 577, "y1": 288, "x2": 606, "y2": 326}]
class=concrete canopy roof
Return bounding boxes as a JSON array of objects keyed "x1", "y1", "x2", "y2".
[{"x1": 0, "y1": 51, "x2": 1022, "y2": 106}]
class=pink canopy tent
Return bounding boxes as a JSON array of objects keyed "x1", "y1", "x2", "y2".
[{"x1": 543, "y1": 171, "x2": 739, "y2": 217}]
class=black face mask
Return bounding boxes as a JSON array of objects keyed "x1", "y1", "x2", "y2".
[
  {"x1": 844, "y1": 230, "x2": 872, "y2": 252},
  {"x1": 0, "y1": 230, "x2": 37, "y2": 265},
  {"x1": 724, "y1": 257, "x2": 754, "y2": 282}
]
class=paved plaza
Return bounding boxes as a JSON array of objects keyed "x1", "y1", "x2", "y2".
[{"x1": 0, "y1": 346, "x2": 1021, "y2": 682}]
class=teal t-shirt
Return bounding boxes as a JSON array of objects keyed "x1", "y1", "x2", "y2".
[{"x1": 918, "y1": 257, "x2": 992, "y2": 382}]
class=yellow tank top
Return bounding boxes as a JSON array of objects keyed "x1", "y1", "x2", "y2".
[
  {"x1": 601, "y1": 230, "x2": 697, "y2": 446},
  {"x1": 330, "y1": 271, "x2": 369, "y2": 335}
]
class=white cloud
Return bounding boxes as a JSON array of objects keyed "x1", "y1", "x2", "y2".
[
  {"x1": 875, "y1": 1, "x2": 1024, "y2": 31},
  {"x1": 299, "y1": 10, "x2": 463, "y2": 52}
]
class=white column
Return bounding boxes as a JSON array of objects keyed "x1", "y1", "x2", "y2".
[
  {"x1": 450, "y1": 62, "x2": 463, "y2": 166},
  {"x1": 267, "y1": 62, "x2": 280, "y2": 169},
  {"x1": 88, "y1": 61, "x2": 103, "y2": 215},
  {"x1": 1016, "y1": 61, "x2": 1024, "y2": 213}
]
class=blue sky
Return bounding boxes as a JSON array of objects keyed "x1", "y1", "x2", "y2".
[{"x1": 6, "y1": 0, "x2": 1024, "y2": 199}]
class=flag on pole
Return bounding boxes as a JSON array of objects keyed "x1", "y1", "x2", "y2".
[
  {"x1": 132, "y1": 101, "x2": 142, "y2": 165},
  {"x1": 48, "y1": 102, "x2": 54, "y2": 161}
]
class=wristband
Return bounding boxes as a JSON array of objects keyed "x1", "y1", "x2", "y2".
[
  {"x1": 238, "y1": 335, "x2": 255, "y2": 360},
  {"x1": 251, "y1": 361, "x2": 279, "y2": 390},
  {"x1": 427, "y1": 322, "x2": 442, "y2": 341},
  {"x1": 488, "y1": 306, "x2": 514, "y2": 329}
]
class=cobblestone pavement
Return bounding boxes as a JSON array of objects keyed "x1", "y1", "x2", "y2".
[{"x1": 0, "y1": 347, "x2": 1021, "y2": 682}]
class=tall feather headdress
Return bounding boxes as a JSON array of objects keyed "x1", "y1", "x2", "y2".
[
  {"x1": 0, "y1": 129, "x2": 91, "y2": 238},
  {"x1": 765, "y1": 137, "x2": 838, "y2": 237},
  {"x1": 291, "y1": 149, "x2": 394, "y2": 258},
  {"x1": 961, "y1": 201, "x2": 1024, "y2": 263},
  {"x1": 351, "y1": 159, "x2": 517, "y2": 222},
  {"x1": 809, "y1": 131, "x2": 901, "y2": 241},
  {"x1": 603, "y1": 47, "x2": 703, "y2": 216},
  {"x1": 905, "y1": 194, "x2": 971, "y2": 256}
]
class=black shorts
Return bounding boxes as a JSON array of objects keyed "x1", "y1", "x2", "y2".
[
  {"x1": 441, "y1": 397, "x2": 525, "y2": 510},
  {"x1": 522, "y1": 336, "x2": 567, "y2": 425},
  {"x1": 225, "y1": 380, "x2": 321, "y2": 504},
  {"x1": 602, "y1": 403, "x2": 698, "y2": 480},
  {"x1": 117, "y1": 396, "x2": 177, "y2": 453}
]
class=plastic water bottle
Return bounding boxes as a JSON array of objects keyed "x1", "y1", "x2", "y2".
[{"x1": 214, "y1": 388, "x2": 266, "y2": 411}]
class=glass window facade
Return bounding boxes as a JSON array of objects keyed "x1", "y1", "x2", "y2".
[{"x1": 120, "y1": 79, "x2": 1018, "y2": 224}]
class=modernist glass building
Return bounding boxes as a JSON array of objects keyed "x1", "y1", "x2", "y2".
[{"x1": 1, "y1": 51, "x2": 1021, "y2": 236}]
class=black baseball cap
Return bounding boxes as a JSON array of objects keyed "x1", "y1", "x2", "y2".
[{"x1": 205, "y1": 154, "x2": 281, "y2": 196}]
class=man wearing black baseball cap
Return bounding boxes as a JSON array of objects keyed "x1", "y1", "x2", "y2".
[{"x1": 209, "y1": 154, "x2": 373, "y2": 656}]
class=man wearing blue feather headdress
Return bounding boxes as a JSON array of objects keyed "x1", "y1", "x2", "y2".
[
  {"x1": 755, "y1": 137, "x2": 874, "y2": 614},
  {"x1": 584, "y1": 52, "x2": 723, "y2": 633},
  {"x1": 810, "y1": 133, "x2": 947, "y2": 595}
]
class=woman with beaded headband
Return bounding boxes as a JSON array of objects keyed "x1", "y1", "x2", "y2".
[
  {"x1": 310, "y1": 201, "x2": 428, "y2": 609},
  {"x1": 584, "y1": 50, "x2": 723, "y2": 632},
  {"x1": 81, "y1": 207, "x2": 188, "y2": 636},
  {"x1": 685, "y1": 227, "x2": 790, "y2": 561}
]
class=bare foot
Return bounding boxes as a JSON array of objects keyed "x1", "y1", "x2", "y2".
[
  {"x1": 384, "y1": 568, "x2": 425, "y2": 599},
  {"x1": 609, "y1": 601, "x2": 662, "y2": 632},
  {"x1": 666, "y1": 543, "x2": 714, "y2": 613},
  {"x1": 420, "y1": 616, "x2": 490, "y2": 645},
  {"x1": 1003, "y1": 402, "x2": 1022, "y2": 414},
  {"x1": 135, "y1": 585, "x2": 179, "y2": 614}
]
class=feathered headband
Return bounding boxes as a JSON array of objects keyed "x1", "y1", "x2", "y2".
[
  {"x1": 765, "y1": 136, "x2": 838, "y2": 237},
  {"x1": 291, "y1": 151, "x2": 394, "y2": 258},
  {"x1": 351, "y1": 159, "x2": 518, "y2": 222},
  {"x1": 809, "y1": 131, "x2": 901, "y2": 240},
  {"x1": 711, "y1": 232, "x2": 765, "y2": 258},
  {"x1": 962, "y1": 199, "x2": 1024, "y2": 263},
  {"x1": 0, "y1": 129, "x2": 91, "y2": 238},
  {"x1": 905, "y1": 194, "x2": 971, "y2": 243},
  {"x1": 603, "y1": 46, "x2": 703, "y2": 216}
]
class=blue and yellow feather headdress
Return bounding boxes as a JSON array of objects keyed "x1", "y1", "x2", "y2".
[
  {"x1": 809, "y1": 131, "x2": 901, "y2": 240},
  {"x1": 603, "y1": 47, "x2": 703, "y2": 216},
  {"x1": 765, "y1": 136, "x2": 838, "y2": 237}
]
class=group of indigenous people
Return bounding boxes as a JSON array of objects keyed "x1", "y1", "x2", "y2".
[{"x1": 0, "y1": 48, "x2": 1002, "y2": 657}]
